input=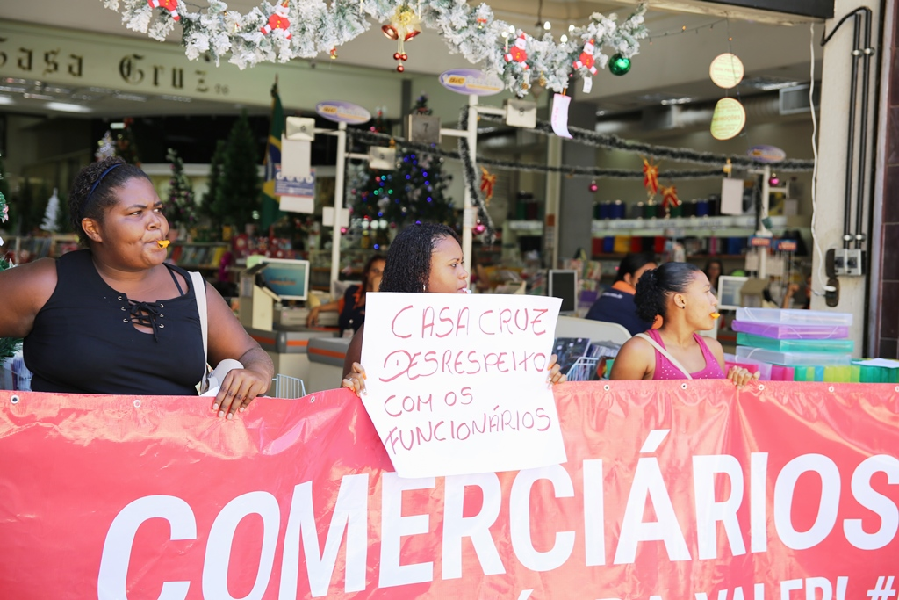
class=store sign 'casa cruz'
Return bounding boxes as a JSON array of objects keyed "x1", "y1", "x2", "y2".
[
  {"x1": 0, "y1": 23, "x2": 402, "y2": 111},
  {"x1": 0, "y1": 29, "x2": 229, "y2": 100}
]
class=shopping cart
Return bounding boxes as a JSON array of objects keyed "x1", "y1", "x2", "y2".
[
  {"x1": 270, "y1": 374, "x2": 306, "y2": 399},
  {"x1": 566, "y1": 356, "x2": 602, "y2": 382}
]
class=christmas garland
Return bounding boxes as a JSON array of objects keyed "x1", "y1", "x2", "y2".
[
  {"x1": 101, "y1": 0, "x2": 648, "y2": 95},
  {"x1": 478, "y1": 116, "x2": 816, "y2": 171}
]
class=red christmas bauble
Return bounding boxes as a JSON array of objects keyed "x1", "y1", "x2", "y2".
[
  {"x1": 589, "y1": 182, "x2": 599, "y2": 193},
  {"x1": 393, "y1": 52, "x2": 400, "y2": 60},
  {"x1": 397, "y1": 64, "x2": 405, "y2": 72},
  {"x1": 400, "y1": 53, "x2": 408, "y2": 61}
]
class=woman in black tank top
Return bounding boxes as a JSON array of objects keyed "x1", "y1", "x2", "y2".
[{"x1": 0, "y1": 158, "x2": 274, "y2": 417}]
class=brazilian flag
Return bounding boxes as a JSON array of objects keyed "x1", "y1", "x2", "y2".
[{"x1": 261, "y1": 82, "x2": 284, "y2": 230}]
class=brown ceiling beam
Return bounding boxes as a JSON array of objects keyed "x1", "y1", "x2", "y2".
[{"x1": 574, "y1": 0, "x2": 828, "y2": 24}]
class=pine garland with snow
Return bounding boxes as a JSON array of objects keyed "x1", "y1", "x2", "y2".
[{"x1": 100, "y1": 0, "x2": 647, "y2": 96}]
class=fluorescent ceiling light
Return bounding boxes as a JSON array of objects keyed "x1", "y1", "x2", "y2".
[
  {"x1": 0, "y1": 85, "x2": 26, "y2": 93},
  {"x1": 24, "y1": 93, "x2": 55, "y2": 100},
  {"x1": 46, "y1": 102, "x2": 91, "y2": 113},
  {"x1": 110, "y1": 122, "x2": 125, "y2": 129},
  {"x1": 0, "y1": 95, "x2": 13, "y2": 105},
  {"x1": 660, "y1": 97, "x2": 693, "y2": 105},
  {"x1": 113, "y1": 92, "x2": 148, "y2": 102}
]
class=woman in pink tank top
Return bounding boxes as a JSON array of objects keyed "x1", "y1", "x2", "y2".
[{"x1": 609, "y1": 262, "x2": 757, "y2": 386}]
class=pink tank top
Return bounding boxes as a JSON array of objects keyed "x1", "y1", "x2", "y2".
[{"x1": 647, "y1": 329, "x2": 726, "y2": 380}]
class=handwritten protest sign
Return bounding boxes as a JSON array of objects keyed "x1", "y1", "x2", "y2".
[{"x1": 360, "y1": 293, "x2": 565, "y2": 478}]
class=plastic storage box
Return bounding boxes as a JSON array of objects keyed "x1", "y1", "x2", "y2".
[
  {"x1": 736, "y1": 345, "x2": 852, "y2": 366},
  {"x1": 736, "y1": 307, "x2": 852, "y2": 326},
  {"x1": 731, "y1": 320, "x2": 850, "y2": 340},
  {"x1": 737, "y1": 333, "x2": 854, "y2": 353}
]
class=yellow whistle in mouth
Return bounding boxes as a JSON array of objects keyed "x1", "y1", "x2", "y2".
[
  {"x1": 710, "y1": 312, "x2": 721, "y2": 319},
  {"x1": 157, "y1": 240, "x2": 170, "y2": 249}
]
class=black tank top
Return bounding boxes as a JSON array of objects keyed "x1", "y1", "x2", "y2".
[{"x1": 24, "y1": 249, "x2": 206, "y2": 395}]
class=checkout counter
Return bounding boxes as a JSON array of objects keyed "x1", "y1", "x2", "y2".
[{"x1": 239, "y1": 260, "x2": 346, "y2": 394}]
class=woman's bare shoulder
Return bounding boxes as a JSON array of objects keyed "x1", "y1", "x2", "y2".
[{"x1": 2, "y1": 257, "x2": 58, "y2": 298}]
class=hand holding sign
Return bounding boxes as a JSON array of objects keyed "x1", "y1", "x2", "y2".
[{"x1": 357, "y1": 293, "x2": 567, "y2": 478}]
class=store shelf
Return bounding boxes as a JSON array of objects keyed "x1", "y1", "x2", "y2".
[
  {"x1": 592, "y1": 215, "x2": 788, "y2": 237},
  {"x1": 505, "y1": 220, "x2": 544, "y2": 233}
]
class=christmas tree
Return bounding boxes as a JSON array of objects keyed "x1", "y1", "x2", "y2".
[
  {"x1": 352, "y1": 96, "x2": 455, "y2": 228},
  {"x1": 115, "y1": 119, "x2": 140, "y2": 166},
  {"x1": 0, "y1": 183, "x2": 20, "y2": 362},
  {"x1": 211, "y1": 111, "x2": 259, "y2": 228},
  {"x1": 164, "y1": 148, "x2": 198, "y2": 227},
  {"x1": 53, "y1": 189, "x2": 73, "y2": 234},
  {"x1": 201, "y1": 140, "x2": 226, "y2": 224},
  {"x1": 40, "y1": 188, "x2": 60, "y2": 233}
]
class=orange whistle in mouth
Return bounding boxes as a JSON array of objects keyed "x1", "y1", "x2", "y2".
[
  {"x1": 157, "y1": 240, "x2": 170, "y2": 249},
  {"x1": 710, "y1": 312, "x2": 721, "y2": 319}
]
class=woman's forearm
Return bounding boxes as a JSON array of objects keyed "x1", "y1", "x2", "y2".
[{"x1": 239, "y1": 346, "x2": 275, "y2": 381}]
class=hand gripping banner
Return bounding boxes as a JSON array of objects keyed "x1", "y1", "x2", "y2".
[{"x1": 1, "y1": 380, "x2": 898, "y2": 599}]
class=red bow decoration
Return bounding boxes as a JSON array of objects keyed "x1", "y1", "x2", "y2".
[
  {"x1": 480, "y1": 167, "x2": 496, "y2": 204},
  {"x1": 660, "y1": 184, "x2": 681, "y2": 209},
  {"x1": 643, "y1": 157, "x2": 659, "y2": 199},
  {"x1": 147, "y1": 0, "x2": 179, "y2": 20}
]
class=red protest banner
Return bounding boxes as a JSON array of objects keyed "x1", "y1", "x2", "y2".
[{"x1": 0, "y1": 381, "x2": 898, "y2": 599}]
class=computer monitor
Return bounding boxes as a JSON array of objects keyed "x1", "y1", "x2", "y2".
[
  {"x1": 717, "y1": 275, "x2": 749, "y2": 310},
  {"x1": 249, "y1": 257, "x2": 311, "y2": 301},
  {"x1": 548, "y1": 270, "x2": 578, "y2": 314}
]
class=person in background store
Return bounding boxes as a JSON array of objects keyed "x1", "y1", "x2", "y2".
[
  {"x1": 609, "y1": 262, "x2": 757, "y2": 386},
  {"x1": 704, "y1": 258, "x2": 724, "y2": 297},
  {"x1": 341, "y1": 221, "x2": 566, "y2": 394},
  {"x1": 782, "y1": 272, "x2": 812, "y2": 309},
  {"x1": 0, "y1": 157, "x2": 274, "y2": 417},
  {"x1": 585, "y1": 252, "x2": 658, "y2": 336},
  {"x1": 305, "y1": 254, "x2": 385, "y2": 335}
]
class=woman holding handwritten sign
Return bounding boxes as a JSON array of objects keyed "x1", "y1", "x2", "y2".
[
  {"x1": 342, "y1": 222, "x2": 566, "y2": 394},
  {"x1": 610, "y1": 262, "x2": 757, "y2": 386}
]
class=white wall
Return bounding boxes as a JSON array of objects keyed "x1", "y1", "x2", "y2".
[{"x1": 811, "y1": 0, "x2": 882, "y2": 356}]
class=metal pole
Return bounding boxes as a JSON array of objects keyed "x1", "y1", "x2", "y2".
[
  {"x1": 330, "y1": 121, "x2": 347, "y2": 296},
  {"x1": 544, "y1": 135, "x2": 563, "y2": 269},
  {"x1": 844, "y1": 15, "x2": 861, "y2": 249},
  {"x1": 758, "y1": 166, "x2": 770, "y2": 279},
  {"x1": 463, "y1": 95, "x2": 478, "y2": 274},
  {"x1": 855, "y1": 8, "x2": 873, "y2": 249}
]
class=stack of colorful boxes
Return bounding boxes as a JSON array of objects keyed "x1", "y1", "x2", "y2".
[{"x1": 729, "y1": 308, "x2": 856, "y2": 382}]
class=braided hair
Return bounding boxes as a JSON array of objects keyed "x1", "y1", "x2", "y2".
[
  {"x1": 635, "y1": 262, "x2": 700, "y2": 322},
  {"x1": 69, "y1": 157, "x2": 151, "y2": 245},
  {"x1": 380, "y1": 222, "x2": 460, "y2": 293}
]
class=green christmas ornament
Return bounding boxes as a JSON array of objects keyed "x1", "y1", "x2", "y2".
[{"x1": 609, "y1": 54, "x2": 631, "y2": 76}]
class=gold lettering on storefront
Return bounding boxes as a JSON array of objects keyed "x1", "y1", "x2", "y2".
[{"x1": 0, "y1": 37, "x2": 225, "y2": 94}]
